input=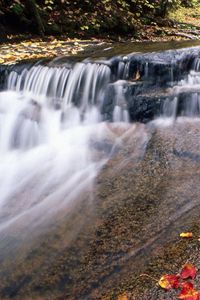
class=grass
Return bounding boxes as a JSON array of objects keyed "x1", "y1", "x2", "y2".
[{"x1": 169, "y1": 5, "x2": 200, "y2": 28}]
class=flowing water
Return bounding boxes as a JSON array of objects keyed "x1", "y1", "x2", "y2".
[
  {"x1": 1, "y1": 45, "x2": 200, "y2": 299},
  {"x1": 0, "y1": 58, "x2": 135, "y2": 249}
]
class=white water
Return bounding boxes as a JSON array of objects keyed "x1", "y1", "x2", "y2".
[
  {"x1": 1, "y1": 55, "x2": 200, "y2": 241},
  {"x1": 162, "y1": 57, "x2": 200, "y2": 118},
  {"x1": 0, "y1": 91, "x2": 109, "y2": 237},
  {"x1": 113, "y1": 80, "x2": 130, "y2": 122},
  {"x1": 7, "y1": 62, "x2": 111, "y2": 109},
  {"x1": 0, "y1": 62, "x2": 129, "y2": 239}
]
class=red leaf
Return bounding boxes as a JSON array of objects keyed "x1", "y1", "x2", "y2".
[
  {"x1": 181, "y1": 282, "x2": 194, "y2": 291},
  {"x1": 178, "y1": 286, "x2": 199, "y2": 300},
  {"x1": 158, "y1": 274, "x2": 180, "y2": 290},
  {"x1": 180, "y1": 264, "x2": 197, "y2": 280}
]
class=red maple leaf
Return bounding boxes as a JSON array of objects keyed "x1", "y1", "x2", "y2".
[
  {"x1": 180, "y1": 282, "x2": 194, "y2": 290},
  {"x1": 180, "y1": 264, "x2": 197, "y2": 280},
  {"x1": 158, "y1": 274, "x2": 180, "y2": 290},
  {"x1": 178, "y1": 285, "x2": 199, "y2": 300}
]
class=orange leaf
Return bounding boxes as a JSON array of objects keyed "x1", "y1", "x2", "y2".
[
  {"x1": 117, "y1": 293, "x2": 128, "y2": 300},
  {"x1": 180, "y1": 264, "x2": 197, "y2": 280},
  {"x1": 178, "y1": 286, "x2": 199, "y2": 300},
  {"x1": 180, "y1": 232, "x2": 193, "y2": 238},
  {"x1": 135, "y1": 70, "x2": 140, "y2": 80},
  {"x1": 158, "y1": 274, "x2": 180, "y2": 290}
]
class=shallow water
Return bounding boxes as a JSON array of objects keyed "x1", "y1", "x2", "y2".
[
  {"x1": 0, "y1": 45, "x2": 200, "y2": 299},
  {"x1": 76, "y1": 39, "x2": 200, "y2": 59}
]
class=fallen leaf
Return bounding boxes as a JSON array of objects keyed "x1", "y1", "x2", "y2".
[
  {"x1": 180, "y1": 282, "x2": 194, "y2": 290},
  {"x1": 180, "y1": 232, "x2": 193, "y2": 238},
  {"x1": 117, "y1": 293, "x2": 128, "y2": 300},
  {"x1": 158, "y1": 274, "x2": 180, "y2": 290},
  {"x1": 3, "y1": 54, "x2": 15, "y2": 60},
  {"x1": 180, "y1": 263, "x2": 197, "y2": 280},
  {"x1": 135, "y1": 70, "x2": 140, "y2": 80},
  {"x1": 30, "y1": 43, "x2": 39, "y2": 48},
  {"x1": 48, "y1": 45, "x2": 57, "y2": 49},
  {"x1": 178, "y1": 286, "x2": 199, "y2": 300}
]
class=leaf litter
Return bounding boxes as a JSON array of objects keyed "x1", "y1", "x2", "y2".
[{"x1": 0, "y1": 38, "x2": 99, "y2": 65}]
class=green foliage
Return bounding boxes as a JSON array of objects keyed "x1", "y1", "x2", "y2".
[
  {"x1": 0, "y1": 0, "x2": 197, "y2": 36},
  {"x1": 10, "y1": 0, "x2": 24, "y2": 16},
  {"x1": 181, "y1": 0, "x2": 199, "y2": 7}
]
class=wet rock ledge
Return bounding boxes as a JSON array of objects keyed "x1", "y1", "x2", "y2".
[
  {"x1": 0, "y1": 121, "x2": 200, "y2": 299},
  {"x1": 1, "y1": 46, "x2": 200, "y2": 122}
]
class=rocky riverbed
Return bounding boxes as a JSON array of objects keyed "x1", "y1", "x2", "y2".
[{"x1": 0, "y1": 118, "x2": 200, "y2": 299}]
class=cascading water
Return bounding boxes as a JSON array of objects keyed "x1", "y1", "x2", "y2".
[
  {"x1": 0, "y1": 94, "x2": 98, "y2": 236},
  {"x1": 0, "y1": 46, "x2": 200, "y2": 247},
  {"x1": 1, "y1": 46, "x2": 200, "y2": 300},
  {"x1": 162, "y1": 56, "x2": 200, "y2": 118},
  {"x1": 0, "y1": 61, "x2": 128, "y2": 243}
]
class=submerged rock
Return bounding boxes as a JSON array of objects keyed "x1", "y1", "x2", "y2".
[
  {"x1": 1, "y1": 46, "x2": 200, "y2": 123},
  {"x1": 10, "y1": 100, "x2": 41, "y2": 149},
  {"x1": 0, "y1": 46, "x2": 200, "y2": 300},
  {"x1": 0, "y1": 120, "x2": 200, "y2": 299}
]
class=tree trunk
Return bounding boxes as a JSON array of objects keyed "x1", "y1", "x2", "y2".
[{"x1": 24, "y1": 0, "x2": 45, "y2": 36}]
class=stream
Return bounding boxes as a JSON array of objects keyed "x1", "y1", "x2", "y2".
[{"x1": 0, "y1": 42, "x2": 200, "y2": 299}]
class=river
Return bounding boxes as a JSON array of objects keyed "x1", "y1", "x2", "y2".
[{"x1": 0, "y1": 42, "x2": 200, "y2": 299}]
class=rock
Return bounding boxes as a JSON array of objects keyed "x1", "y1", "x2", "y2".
[
  {"x1": 10, "y1": 100, "x2": 41, "y2": 149},
  {"x1": 1, "y1": 46, "x2": 200, "y2": 123}
]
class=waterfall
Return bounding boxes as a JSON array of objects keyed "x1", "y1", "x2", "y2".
[
  {"x1": 2, "y1": 46, "x2": 200, "y2": 300},
  {"x1": 0, "y1": 91, "x2": 103, "y2": 236},
  {"x1": 0, "y1": 61, "x2": 127, "y2": 240},
  {"x1": 1, "y1": 47, "x2": 200, "y2": 242},
  {"x1": 161, "y1": 56, "x2": 200, "y2": 119},
  {"x1": 6, "y1": 60, "x2": 131, "y2": 122}
]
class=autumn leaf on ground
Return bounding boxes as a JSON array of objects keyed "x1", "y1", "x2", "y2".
[
  {"x1": 117, "y1": 292, "x2": 128, "y2": 300},
  {"x1": 178, "y1": 282, "x2": 199, "y2": 300},
  {"x1": 180, "y1": 263, "x2": 197, "y2": 280},
  {"x1": 158, "y1": 274, "x2": 180, "y2": 290},
  {"x1": 180, "y1": 282, "x2": 194, "y2": 291},
  {"x1": 135, "y1": 70, "x2": 140, "y2": 80},
  {"x1": 180, "y1": 232, "x2": 193, "y2": 238}
]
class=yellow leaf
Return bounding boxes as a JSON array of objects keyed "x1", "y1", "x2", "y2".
[
  {"x1": 135, "y1": 70, "x2": 140, "y2": 80},
  {"x1": 0, "y1": 58, "x2": 4, "y2": 63},
  {"x1": 48, "y1": 45, "x2": 56, "y2": 49},
  {"x1": 21, "y1": 42, "x2": 32, "y2": 46},
  {"x1": 180, "y1": 232, "x2": 193, "y2": 238},
  {"x1": 70, "y1": 49, "x2": 78, "y2": 55},
  {"x1": 30, "y1": 44, "x2": 39, "y2": 48},
  {"x1": 3, "y1": 54, "x2": 16, "y2": 61}
]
